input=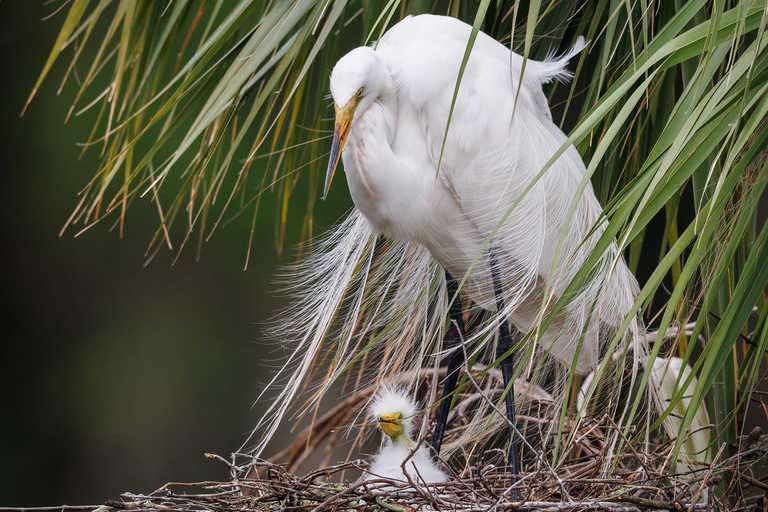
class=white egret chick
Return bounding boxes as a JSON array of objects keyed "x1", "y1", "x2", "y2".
[{"x1": 362, "y1": 386, "x2": 448, "y2": 485}]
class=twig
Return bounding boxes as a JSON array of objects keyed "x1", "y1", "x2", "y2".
[
  {"x1": 687, "y1": 443, "x2": 725, "y2": 512},
  {"x1": 397, "y1": 438, "x2": 449, "y2": 508},
  {"x1": 300, "y1": 459, "x2": 367, "y2": 486},
  {"x1": 373, "y1": 497, "x2": 406, "y2": 512},
  {"x1": 0, "y1": 508, "x2": 104, "y2": 512}
]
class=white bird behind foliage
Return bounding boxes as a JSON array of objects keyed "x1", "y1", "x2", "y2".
[
  {"x1": 252, "y1": 15, "x2": 651, "y2": 462},
  {"x1": 362, "y1": 386, "x2": 448, "y2": 485},
  {"x1": 651, "y1": 358, "x2": 711, "y2": 471}
]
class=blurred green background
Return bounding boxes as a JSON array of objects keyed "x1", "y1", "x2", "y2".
[{"x1": 0, "y1": 2, "x2": 351, "y2": 506}]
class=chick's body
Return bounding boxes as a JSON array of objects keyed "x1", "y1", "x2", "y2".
[
  {"x1": 362, "y1": 387, "x2": 448, "y2": 485},
  {"x1": 367, "y1": 443, "x2": 447, "y2": 484}
]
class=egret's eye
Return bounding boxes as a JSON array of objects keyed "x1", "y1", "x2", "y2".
[
  {"x1": 395, "y1": 413, "x2": 402, "y2": 420},
  {"x1": 357, "y1": 88, "x2": 364, "y2": 98}
]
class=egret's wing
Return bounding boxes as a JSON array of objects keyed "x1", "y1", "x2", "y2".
[{"x1": 380, "y1": 17, "x2": 636, "y2": 373}]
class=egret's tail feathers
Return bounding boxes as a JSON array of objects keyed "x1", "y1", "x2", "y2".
[{"x1": 527, "y1": 36, "x2": 588, "y2": 85}]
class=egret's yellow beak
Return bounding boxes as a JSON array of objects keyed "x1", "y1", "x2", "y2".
[
  {"x1": 377, "y1": 412, "x2": 405, "y2": 440},
  {"x1": 324, "y1": 94, "x2": 360, "y2": 200}
]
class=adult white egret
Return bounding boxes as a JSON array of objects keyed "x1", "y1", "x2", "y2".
[
  {"x1": 255, "y1": 14, "x2": 647, "y2": 476},
  {"x1": 361, "y1": 386, "x2": 448, "y2": 486}
]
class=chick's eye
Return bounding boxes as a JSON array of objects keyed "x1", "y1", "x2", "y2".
[
  {"x1": 396, "y1": 413, "x2": 402, "y2": 420},
  {"x1": 357, "y1": 89, "x2": 363, "y2": 98}
]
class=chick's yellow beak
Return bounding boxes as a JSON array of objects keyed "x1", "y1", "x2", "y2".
[
  {"x1": 377, "y1": 412, "x2": 405, "y2": 440},
  {"x1": 323, "y1": 95, "x2": 359, "y2": 200}
]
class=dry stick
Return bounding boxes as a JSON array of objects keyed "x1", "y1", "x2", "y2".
[
  {"x1": 398, "y1": 438, "x2": 449, "y2": 509},
  {"x1": 617, "y1": 494, "x2": 696, "y2": 509},
  {"x1": 0, "y1": 508, "x2": 104, "y2": 512},
  {"x1": 704, "y1": 479, "x2": 714, "y2": 512},
  {"x1": 478, "y1": 465, "x2": 502, "y2": 500},
  {"x1": 307, "y1": 477, "x2": 391, "y2": 512},
  {"x1": 686, "y1": 443, "x2": 725, "y2": 512},
  {"x1": 300, "y1": 459, "x2": 367, "y2": 486},
  {"x1": 158, "y1": 488, "x2": 240, "y2": 499},
  {"x1": 282, "y1": 492, "x2": 368, "y2": 511},
  {"x1": 203, "y1": 453, "x2": 252, "y2": 480},
  {"x1": 409, "y1": 461, "x2": 443, "y2": 508},
  {"x1": 602, "y1": 413, "x2": 655, "y2": 479},
  {"x1": 435, "y1": 449, "x2": 482, "y2": 504},
  {"x1": 574, "y1": 418, "x2": 607, "y2": 445},
  {"x1": 738, "y1": 472, "x2": 768, "y2": 491},
  {"x1": 454, "y1": 320, "x2": 572, "y2": 503},
  {"x1": 373, "y1": 497, "x2": 407, "y2": 512},
  {"x1": 499, "y1": 472, "x2": 538, "y2": 505}
]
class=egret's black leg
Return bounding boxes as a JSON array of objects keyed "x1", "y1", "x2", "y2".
[
  {"x1": 490, "y1": 250, "x2": 522, "y2": 480},
  {"x1": 431, "y1": 271, "x2": 466, "y2": 458}
]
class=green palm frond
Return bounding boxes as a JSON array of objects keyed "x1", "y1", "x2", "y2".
[{"x1": 34, "y1": 0, "x2": 768, "y2": 468}]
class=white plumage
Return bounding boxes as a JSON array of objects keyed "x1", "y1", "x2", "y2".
[
  {"x1": 253, "y1": 14, "x2": 649, "y2": 462},
  {"x1": 362, "y1": 386, "x2": 448, "y2": 485},
  {"x1": 326, "y1": 14, "x2": 638, "y2": 371},
  {"x1": 651, "y1": 357, "x2": 711, "y2": 471}
]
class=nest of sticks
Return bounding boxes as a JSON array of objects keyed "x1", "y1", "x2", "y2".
[
  {"x1": 21, "y1": 416, "x2": 768, "y2": 512},
  {"x1": 83, "y1": 379, "x2": 768, "y2": 512},
  {"x1": 64, "y1": 436, "x2": 767, "y2": 512},
  {"x1": 17, "y1": 369, "x2": 768, "y2": 512},
  {"x1": 217, "y1": 367, "x2": 767, "y2": 511}
]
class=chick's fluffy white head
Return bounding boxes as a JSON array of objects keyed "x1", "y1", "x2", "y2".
[
  {"x1": 329, "y1": 46, "x2": 388, "y2": 121},
  {"x1": 370, "y1": 385, "x2": 418, "y2": 439}
]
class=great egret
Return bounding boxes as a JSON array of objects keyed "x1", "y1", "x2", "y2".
[
  {"x1": 361, "y1": 386, "x2": 448, "y2": 486},
  {"x1": 255, "y1": 14, "x2": 647, "y2": 474}
]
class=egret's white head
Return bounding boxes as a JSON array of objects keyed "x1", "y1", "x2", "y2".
[
  {"x1": 329, "y1": 47, "x2": 388, "y2": 112},
  {"x1": 324, "y1": 46, "x2": 389, "y2": 199},
  {"x1": 370, "y1": 385, "x2": 418, "y2": 446}
]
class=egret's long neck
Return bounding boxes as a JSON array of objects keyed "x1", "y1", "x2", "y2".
[{"x1": 342, "y1": 57, "x2": 427, "y2": 239}]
